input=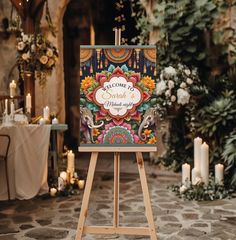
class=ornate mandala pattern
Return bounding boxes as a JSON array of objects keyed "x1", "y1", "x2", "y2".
[
  {"x1": 103, "y1": 126, "x2": 134, "y2": 144},
  {"x1": 104, "y1": 48, "x2": 132, "y2": 63}
]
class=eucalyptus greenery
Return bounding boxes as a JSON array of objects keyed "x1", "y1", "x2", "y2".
[{"x1": 170, "y1": 176, "x2": 236, "y2": 201}]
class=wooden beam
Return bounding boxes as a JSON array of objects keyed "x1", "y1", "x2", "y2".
[
  {"x1": 78, "y1": 146, "x2": 157, "y2": 153},
  {"x1": 83, "y1": 226, "x2": 150, "y2": 235}
]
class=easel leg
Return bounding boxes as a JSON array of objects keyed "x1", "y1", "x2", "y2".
[
  {"x1": 76, "y1": 152, "x2": 98, "y2": 240},
  {"x1": 113, "y1": 152, "x2": 120, "y2": 228},
  {"x1": 136, "y1": 152, "x2": 157, "y2": 240}
]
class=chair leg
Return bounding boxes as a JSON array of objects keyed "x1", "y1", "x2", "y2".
[{"x1": 5, "y1": 159, "x2": 10, "y2": 200}]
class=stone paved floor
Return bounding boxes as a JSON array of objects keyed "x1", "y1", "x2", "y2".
[{"x1": 0, "y1": 154, "x2": 236, "y2": 240}]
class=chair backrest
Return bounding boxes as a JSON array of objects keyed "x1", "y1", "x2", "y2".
[{"x1": 0, "y1": 134, "x2": 11, "y2": 159}]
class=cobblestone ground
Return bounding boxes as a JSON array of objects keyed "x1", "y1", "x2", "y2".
[{"x1": 0, "y1": 156, "x2": 236, "y2": 240}]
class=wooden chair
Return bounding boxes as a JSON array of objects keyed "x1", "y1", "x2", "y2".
[{"x1": 0, "y1": 134, "x2": 11, "y2": 200}]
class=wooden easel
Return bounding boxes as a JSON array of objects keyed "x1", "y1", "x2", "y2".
[{"x1": 75, "y1": 146, "x2": 157, "y2": 240}]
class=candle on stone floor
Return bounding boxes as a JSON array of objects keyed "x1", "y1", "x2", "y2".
[
  {"x1": 5, "y1": 99, "x2": 8, "y2": 115},
  {"x1": 200, "y1": 142, "x2": 209, "y2": 185},
  {"x1": 182, "y1": 163, "x2": 190, "y2": 186},
  {"x1": 191, "y1": 167, "x2": 201, "y2": 185},
  {"x1": 194, "y1": 137, "x2": 202, "y2": 171},
  {"x1": 26, "y1": 93, "x2": 31, "y2": 113},
  {"x1": 43, "y1": 106, "x2": 50, "y2": 120},
  {"x1": 215, "y1": 164, "x2": 224, "y2": 185},
  {"x1": 58, "y1": 176, "x2": 65, "y2": 191},
  {"x1": 50, "y1": 187, "x2": 57, "y2": 197},
  {"x1": 67, "y1": 150, "x2": 75, "y2": 177},
  {"x1": 78, "y1": 180, "x2": 85, "y2": 189},
  {"x1": 9, "y1": 80, "x2": 16, "y2": 98},
  {"x1": 60, "y1": 171, "x2": 67, "y2": 182}
]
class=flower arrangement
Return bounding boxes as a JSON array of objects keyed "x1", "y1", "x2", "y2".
[
  {"x1": 17, "y1": 32, "x2": 59, "y2": 87},
  {"x1": 155, "y1": 64, "x2": 201, "y2": 117}
]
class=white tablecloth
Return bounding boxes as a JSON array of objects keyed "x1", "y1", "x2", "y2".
[{"x1": 0, "y1": 124, "x2": 51, "y2": 200}]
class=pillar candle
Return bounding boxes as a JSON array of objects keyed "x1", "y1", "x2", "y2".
[
  {"x1": 194, "y1": 137, "x2": 202, "y2": 171},
  {"x1": 191, "y1": 168, "x2": 200, "y2": 185},
  {"x1": 26, "y1": 93, "x2": 31, "y2": 113},
  {"x1": 59, "y1": 171, "x2": 67, "y2": 181},
  {"x1": 182, "y1": 163, "x2": 190, "y2": 186},
  {"x1": 43, "y1": 106, "x2": 50, "y2": 120},
  {"x1": 50, "y1": 188, "x2": 57, "y2": 197},
  {"x1": 215, "y1": 164, "x2": 224, "y2": 185},
  {"x1": 200, "y1": 142, "x2": 209, "y2": 185},
  {"x1": 10, "y1": 101, "x2": 15, "y2": 115},
  {"x1": 67, "y1": 150, "x2": 75, "y2": 175},
  {"x1": 78, "y1": 180, "x2": 85, "y2": 189},
  {"x1": 5, "y1": 99, "x2": 8, "y2": 115},
  {"x1": 9, "y1": 80, "x2": 16, "y2": 98}
]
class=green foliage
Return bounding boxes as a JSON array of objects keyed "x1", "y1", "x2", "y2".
[
  {"x1": 195, "y1": 91, "x2": 236, "y2": 162},
  {"x1": 170, "y1": 177, "x2": 236, "y2": 201},
  {"x1": 222, "y1": 130, "x2": 236, "y2": 186}
]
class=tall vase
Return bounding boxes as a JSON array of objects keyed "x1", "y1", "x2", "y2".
[{"x1": 24, "y1": 71, "x2": 35, "y2": 117}]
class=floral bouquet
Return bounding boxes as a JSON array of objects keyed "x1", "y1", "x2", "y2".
[
  {"x1": 17, "y1": 32, "x2": 58, "y2": 87},
  {"x1": 155, "y1": 64, "x2": 202, "y2": 117}
]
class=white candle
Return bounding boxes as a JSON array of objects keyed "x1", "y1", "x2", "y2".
[
  {"x1": 39, "y1": 118, "x2": 46, "y2": 125},
  {"x1": 67, "y1": 150, "x2": 75, "y2": 176},
  {"x1": 10, "y1": 101, "x2": 15, "y2": 115},
  {"x1": 43, "y1": 106, "x2": 50, "y2": 120},
  {"x1": 9, "y1": 80, "x2": 16, "y2": 98},
  {"x1": 60, "y1": 171, "x2": 67, "y2": 181},
  {"x1": 26, "y1": 93, "x2": 31, "y2": 113},
  {"x1": 215, "y1": 164, "x2": 224, "y2": 185},
  {"x1": 58, "y1": 176, "x2": 65, "y2": 191},
  {"x1": 182, "y1": 163, "x2": 190, "y2": 186},
  {"x1": 194, "y1": 137, "x2": 202, "y2": 171},
  {"x1": 52, "y1": 117, "x2": 58, "y2": 124},
  {"x1": 50, "y1": 187, "x2": 57, "y2": 197},
  {"x1": 5, "y1": 99, "x2": 8, "y2": 115},
  {"x1": 200, "y1": 142, "x2": 209, "y2": 185},
  {"x1": 191, "y1": 168, "x2": 201, "y2": 185},
  {"x1": 78, "y1": 180, "x2": 85, "y2": 189}
]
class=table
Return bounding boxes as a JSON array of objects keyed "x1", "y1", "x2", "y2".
[{"x1": 0, "y1": 124, "x2": 51, "y2": 200}]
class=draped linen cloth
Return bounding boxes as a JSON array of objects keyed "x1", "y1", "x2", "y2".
[{"x1": 0, "y1": 124, "x2": 51, "y2": 200}]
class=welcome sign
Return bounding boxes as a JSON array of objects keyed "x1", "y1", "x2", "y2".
[{"x1": 79, "y1": 46, "x2": 157, "y2": 146}]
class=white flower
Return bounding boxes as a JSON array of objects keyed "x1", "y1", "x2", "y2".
[
  {"x1": 186, "y1": 78, "x2": 193, "y2": 85},
  {"x1": 177, "y1": 63, "x2": 184, "y2": 70},
  {"x1": 179, "y1": 185, "x2": 188, "y2": 194},
  {"x1": 156, "y1": 80, "x2": 166, "y2": 95},
  {"x1": 22, "y1": 52, "x2": 30, "y2": 61},
  {"x1": 177, "y1": 88, "x2": 190, "y2": 105},
  {"x1": 168, "y1": 80, "x2": 175, "y2": 89},
  {"x1": 39, "y1": 55, "x2": 48, "y2": 64},
  {"x1": 17, "y1": 42, "x2": 25, "y2": 51},
  {"x1": 165, "y1": 90, "x2": 171, "y2": 97},
  {"x1": 184, "y1": 69, "x2": 191, "y2": 76},
  {"x1": 171, "y1": 95, "x2": 176, "y2": 102},
  {"x1": 46, "y1": 48, "x2": 53, "y2": 57},
  {"x1": 22, "y1": 34, "x2": 29, "y2": 42},
  {"x1": 180, "y1": 82, "x2": 187, "y2": 88},
  {"x1": 164, "y1": 66, "x2": 177, "y2": 76}
]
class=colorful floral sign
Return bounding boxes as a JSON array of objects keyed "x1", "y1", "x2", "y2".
[{"x1": 80, "y1": 46, "x2": 157, "y2": 146}]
